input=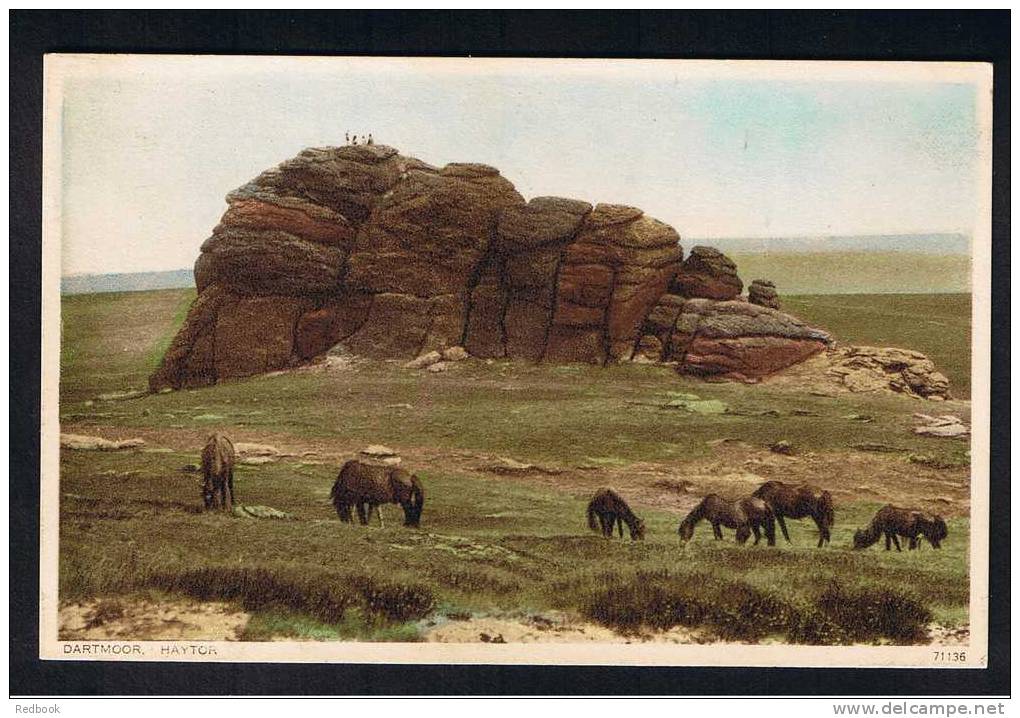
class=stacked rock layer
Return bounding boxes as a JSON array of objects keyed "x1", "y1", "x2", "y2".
[{"x1": 150, "y1": 145, "x2": 832, "y2": 390}]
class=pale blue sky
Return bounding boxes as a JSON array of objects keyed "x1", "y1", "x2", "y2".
[{"x1": 54, "y1": 58, "x2": 986, "y2": 275}]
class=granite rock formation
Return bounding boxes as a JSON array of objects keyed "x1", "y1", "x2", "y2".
[
  {"x1": 150, "y1": 145, "x2": 835, "y2": 390},
  {"x1": 670, "y1": 246, "x2": 743, "y2": 301},
  {"x1": 748, "y1": 279, "x2": 780, "y2": 309}
]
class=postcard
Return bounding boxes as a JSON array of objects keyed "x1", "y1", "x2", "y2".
[{"x1": 40, "y1": 55, "x2": 991, "y2": 667}]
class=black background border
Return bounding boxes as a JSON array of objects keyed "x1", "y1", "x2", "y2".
[{"x1": 9, "y1": 10, "x2": 1010, "y2": 697}]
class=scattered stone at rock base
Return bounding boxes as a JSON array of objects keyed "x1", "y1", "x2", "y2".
[
  {"x1": 913, "y1": 414, "x2": 969, "y2": 438},
  {"x1": 404, "y1": 350, "x2": 442, "y2": 369},
  {"x1": 234, "y1": 442, "x2": 281, "y2": 459},
  {"x1": 769, "y1": 440, "x2": 796, "y2": 455},
  {"x1": 441, "y1": 346, "x2": 470, "y2": 362},
  {"x1": 96, "y1": 389, "x2": 148, "y2": 402},
  {"x1": 60, "y1": 434, "x2": 145, "y2": 451},
  {"x1": 232, "y1": 504, "x2": 295, "y2": 520},
  {"x1": 483, "y1": 457, "x2": 563, "y2": 475},
  {"x1": 239, "y1": 456, "x2": 276, "y2": 466},
  {"x1": 358, "y1": 445, "x2": 401, "y2": 465},
  {"x1": 661, "y1": 395, "x2": 728, "y2": 414},
  {"x1": 427, "y1": 361, "x2": 450, "y2": 373}
]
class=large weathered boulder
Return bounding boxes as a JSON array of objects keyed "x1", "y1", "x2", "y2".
[
  {"x1": 671, "y1": 246, "x2": 742, "y2": 300},
  {"x1": 150, "y1": 144, "x2": 837, "y2": 390},
  {"x1": 657, "y1": 299, "x2": 832, "y2": 381},
  {"x1": 748, "y1": 279, "x2": 780, "y2": 309}
]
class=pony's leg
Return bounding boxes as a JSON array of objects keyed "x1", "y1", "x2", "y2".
[
  {"x1": 766, "y1": 517, "x2": 776, "y2": 546},
  {"x1": 892, "y1": 534, "x2": 902, "y2": 552},
  {"x1": 617, "y1": 517, "x2": 624, "y2": 538},
  {"x1": 884, "y1": 532, "x2": 892, "y2": 551},
  {"x1": 356, "y1": 503, "x2": 368, "y2": 525},
  {"x1": 376, "y1": 505, "x2": 385, "y2": 528},
  {"x1": 712, "y1": 522, "x2": 723, "y2": 540},
  {"x1": 813, "y1": 517, "x2": 827, "y2": 548},
  {"x1": 909, "y1": 536, "x2": 918, "y2": 550},
  {"x1": 751, "y1": 524, "x2": 761, "y2": 545},
  {"x1": 776, "y1": 515, "x2": 791, "y2": 543},
  {"x1": 228, "y1": 468, "x2": 236, "y2": 509}
]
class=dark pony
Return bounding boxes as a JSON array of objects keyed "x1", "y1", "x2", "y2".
[
  {"x1": 586, "y1": 488, "x2": 646, "y2": 541},
  {"x1": 752, "y1": 480, "x2": 834, "y2": 547},
  {"x1": 201, "y1": 433, "x2": 236, "y2": 511},
  {"x1": 330, "y1": 460, "x2": 425, "y2": 528},
  {"x1": 678, "y1": 494, "x2": 776, "y2": 545},
  {"x1": 853, "y1": 505, "x2": 948, "y2": 551}
]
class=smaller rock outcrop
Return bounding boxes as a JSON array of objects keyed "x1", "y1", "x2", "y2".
[
  {"x1": 748, "y1": 279, "x2": 780, "y2": 309},
  {"x1": 639, "y1": 296, "x2": 832, "y2": 381},
  {"x1": 671, "y1": 246, "x2": 742, "y2": 300},
  {"x1": 827, "y1": 346, "x2": 951, "y2": 400}
]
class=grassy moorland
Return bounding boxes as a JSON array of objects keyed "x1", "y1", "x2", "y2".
[
  {"x1": 730, "y1": 252, "x2": 970, "y2": 296},
  {"x1": 57, "y1": 288, "x2": 973, "y2": 643}
]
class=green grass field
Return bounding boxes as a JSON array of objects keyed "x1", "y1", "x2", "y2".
[
  {"x1": 731, "y1": 252, "x2": 970, "y2": 295},
  {"x1": 57, "y1": 288, "x2": 973, "y2": 643}
]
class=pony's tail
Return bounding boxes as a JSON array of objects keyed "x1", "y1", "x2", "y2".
[
  {"x1": 587, "y1": 501, "x2": 599, "y2": 533},
  {"x1": 820, "y1": 491, "x2": 835, "y2": 526},
  {"x1": 330, "y1": 464, "x2": 351, "y2": 515},
  {"x1": 409, "y1": 477, "x2": 425, "y2": 526}
]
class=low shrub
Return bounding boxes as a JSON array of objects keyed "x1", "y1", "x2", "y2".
[
  {"x1": 580, "y1": 572, "x2": 934, "y2": 645},
  {"x1": 581, "y1": 572, "x2": 797, "y2": 641},
  {"x1": 815, "y1": 582, "x2": 932, "y2": 644},
  {"x1": 350, "y1": 575, "x2": 436, "y2": 622},
  {"x1": 146, "y1": 567, "x2": 354, "y2": 624}
]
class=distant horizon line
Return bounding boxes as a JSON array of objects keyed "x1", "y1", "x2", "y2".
[{"x1": 60, "y1": 232, "x2": 972, "y2": 279}]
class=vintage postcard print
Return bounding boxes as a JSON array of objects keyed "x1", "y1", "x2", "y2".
[{"x1": 40, "y1": 55, "x2": 992, "y2": 667}]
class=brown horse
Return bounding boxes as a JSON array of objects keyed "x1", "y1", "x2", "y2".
[
  {"x1": 330, "y1": 460, "x2": 425, "y2": 528},
  {"x1": 586, "y1": 488, "x2": 646, "y2": 541},
  {"x1": 752, "y1": 480, "x2": 834, "y2": 547},
  {"x1": 678, "y1": 494, "x2": 776, "y2": 545},
  {"x1": 853, "y1": 505, "x2": 948, "y2": 551},
  {"x1": 201, "y1": 433, "x2": 236, "y2": 511}
]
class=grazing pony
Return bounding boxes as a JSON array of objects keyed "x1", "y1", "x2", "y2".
[
  {"x1": 586, "y1": 488, "x2": 646, "y2": 541},
  {"x1": 853, "y1": 505, "x2": 948, "y2": 551},
  {"x1": 201, "y1": 433, "x2": 236, "y2": 511},
  {"x1": 677, "y1": 494, "x2": 776, "y2": 545},
  {"x1": 752, "y1": 480, "x2": 834, "y2": 547},
  {"x1": 330, "y1": 460, "x2": 425, "y2": 528}
]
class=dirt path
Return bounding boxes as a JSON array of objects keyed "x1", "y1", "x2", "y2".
[{"x1": 59, "y1": 598, "x2": 250, "y2": 641}]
